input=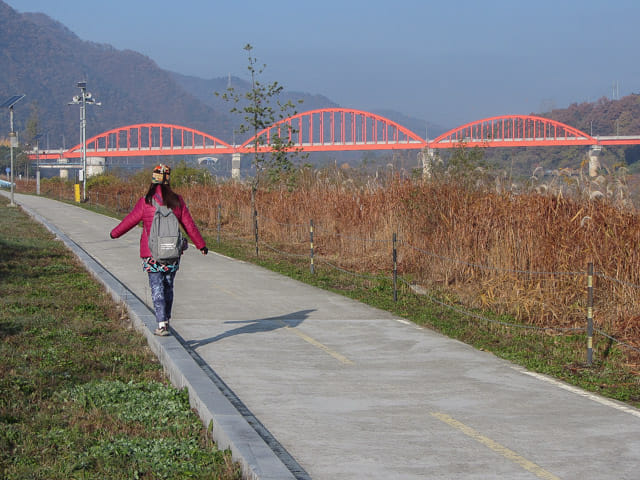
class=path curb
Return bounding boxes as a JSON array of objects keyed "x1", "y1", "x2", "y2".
[{"x1": 16, "y1": 199, "x2": 297, "y2": 480}]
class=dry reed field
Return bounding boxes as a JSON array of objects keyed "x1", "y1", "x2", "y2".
[{"x1": 24, "y1": 172, "x2": 640, "y2": 368}]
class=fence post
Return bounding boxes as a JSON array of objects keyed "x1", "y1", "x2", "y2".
[
  {"x1": 217, "y1": 203, "x2": 221, "y2": 246},
  {"x1": 310, "y1": 219, "x2": 315, "y2": 274},
  {"x1": 393, "y1": 232, "x2": 398, "y2": 302},
  {"x1": 254, "y1": 209, "x2": 259, "y2": 257},
  {"x1": 586, "y1": 262, "x2": 594, "y2": 366}
]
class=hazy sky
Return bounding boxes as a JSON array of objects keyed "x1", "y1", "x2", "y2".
[{"x1": 7, "y1": 0, "x2": 640, "y2": 128}]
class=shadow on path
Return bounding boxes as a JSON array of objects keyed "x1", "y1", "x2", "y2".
[{"x1": 186, "y1": 309, "x2": 316, "y2": 350}]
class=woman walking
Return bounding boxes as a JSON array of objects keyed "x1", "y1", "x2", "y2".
[{"x1": 110, "y1": 164, "x2": 208, "y2": 336}]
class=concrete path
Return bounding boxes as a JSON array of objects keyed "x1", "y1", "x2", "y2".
[{"x1": 6, "y1": 191, "x2": 640, "y2": 480}]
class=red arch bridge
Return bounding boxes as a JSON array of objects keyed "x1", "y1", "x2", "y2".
[{"x1": 32, "y1": 108, "x2": 640, "y2": 174}]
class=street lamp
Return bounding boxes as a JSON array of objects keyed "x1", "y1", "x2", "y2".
[
  {"x1": 33, "y1": 133, "x2": 43, "y2": 195},
  {"x1": 68, "y1": 81, "x2": 100, "y2": 201},
  {"x1": 1, "y1": 94, "x2": 26, "y2": 207}
]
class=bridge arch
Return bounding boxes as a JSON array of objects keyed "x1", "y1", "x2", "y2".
[
  {"x1": 429, "y1": 115, "x2": 596, "y2": 148},
  {"x1": 239, "y1": 108, "x2": 427, "y2": 152},
  {"x1": 65, "y1": 123, "x2": 234, "y2": 157},
  {"x1": 32, "y1": 113, "x2": 623, "y2": 164}
]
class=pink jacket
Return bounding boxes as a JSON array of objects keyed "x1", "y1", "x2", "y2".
[{"x1": 110, "y1": 186, "x2": 206, "y2": 258}]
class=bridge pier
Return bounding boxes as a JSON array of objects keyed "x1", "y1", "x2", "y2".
[
  {"x1": 420, "y1": 148, "x2": 436, "y2": 179},
  {"x1": 588, "y1": 146, "x2": 601, "y2": 177},
  {"x1": 86, "y1": 157, "x2": 106, "y2": 177},
  {"x1": 58, "y1": 158, "x2": 69, "y2": 180},
  {"x1": 231, "y1": 153, "x2": 241, "y2": 180},
  {"x1": 54, "y1": 157, "x2": 104, "y2": 180}
]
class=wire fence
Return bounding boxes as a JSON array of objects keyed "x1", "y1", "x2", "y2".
[{"x1": 64, "y1": 188, "x2": 640, "y2": 362}]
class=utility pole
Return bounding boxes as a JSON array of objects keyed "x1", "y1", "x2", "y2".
[
  {"x1": 34, "y1": 134, "x2": 43, "y2": 195},
  {"x1": 1, "y1": 94, "x2": 26, "y2": 207},
  {"x1": 68, "y1": 81, "x2": 101, "y2": 201}
]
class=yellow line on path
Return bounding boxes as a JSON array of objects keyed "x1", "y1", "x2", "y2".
[
  {"x1": 431, "y1": 412, "x2": 561, "y2": 480},
  {"x1": 208, "y1": 285, "x2": 353, "y2": 365},
  {"x1": 211, "y1": 284, "x2": 242, "y2": 299},
  {"x1": 281, "y1": 322, "x2": 354, "y2": 365}
]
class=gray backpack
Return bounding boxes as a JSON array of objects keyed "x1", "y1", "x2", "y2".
[{"x1": 148, "y1": 199, "x2": 184, "y2": 262}]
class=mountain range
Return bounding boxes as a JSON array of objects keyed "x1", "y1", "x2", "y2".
[
  {"x1": 1, "y1": 0, "x2": 638, "y2": 176},
  {"x1": 0, "y1": 0, "x2": 442, "y2": 153}
]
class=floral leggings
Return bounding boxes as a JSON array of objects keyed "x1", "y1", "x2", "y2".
[
  {"x1": 148, "y1": 270, "x2": 177, "y2": 324},
  {"x1": 143, "y1": 258, "x2": 179, "y2": 325}
]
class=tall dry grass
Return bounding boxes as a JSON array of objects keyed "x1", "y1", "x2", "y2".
[{"x1": 17, "y1": 172, "x2": 640, "y2": 363}]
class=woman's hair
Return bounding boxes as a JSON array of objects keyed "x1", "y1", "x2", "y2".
[{"x1": 145, "y1": 183, "x2": 181, "y2": 209}]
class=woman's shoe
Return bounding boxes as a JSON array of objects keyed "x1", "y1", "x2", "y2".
[{"x1": 154, "y1": 326, "x2": 170, "y2": 336}]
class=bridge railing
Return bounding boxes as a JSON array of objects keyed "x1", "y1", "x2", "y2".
[{"x1": 28, "y1": 110, "x2": 640, "y2": 163}]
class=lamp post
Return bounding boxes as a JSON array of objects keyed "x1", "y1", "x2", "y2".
[
  {"x1": 68, "y1": 81, "x2": 100, "y2": 201},
  {"x1": 1, "y1": 94, "x2": 26, "y2": 207},
  {"x1": 33, "y1": 133, "x2": 43, "y2": 195}
]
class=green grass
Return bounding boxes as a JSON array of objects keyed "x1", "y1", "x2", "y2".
[{"x1": 0, "y1": 197, "x2": 241, "y2": 480}]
